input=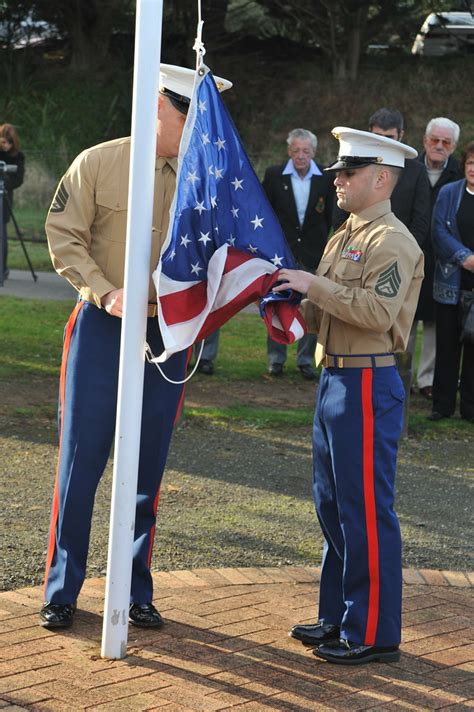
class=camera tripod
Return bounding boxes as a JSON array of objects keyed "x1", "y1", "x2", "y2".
[{"x1": 0, "y1": 175, "x2": 37, "y2": 287}]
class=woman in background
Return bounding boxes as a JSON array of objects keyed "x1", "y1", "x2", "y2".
[
  {"x1": 0, "y1": 123, "x2": 25, "y2": 279},
  {"x1": 430, "y1": 141, "x2": 474, "y2": 423}
]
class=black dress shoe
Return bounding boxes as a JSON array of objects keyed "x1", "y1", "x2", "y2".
[
  {"x1": 129, "y1": 602, "x2": 164, "y2": 628},
  {"x1": 197, "y1": 359, "x2": 214, "y2": 375},
  {"x1": 289, "y1": 620, "x2": 340, "y2": 645},
  {"x1": 268, "y1": 363, "x2": 284, "y2": 376},
  {"x1": 299, "y1": 364, "x2": 318, "y2": 380},
  {"x1": 314, "y1": 638, "x2": 400, "y2": 665},
  {"x1": 39, "y1": 602, "x2": 76, "y2": 629},
  {"x1": 427, "y1": 411, "x2": 450, "y2": 422}
]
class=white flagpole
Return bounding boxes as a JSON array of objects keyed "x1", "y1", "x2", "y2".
[{"x1": 101, "y1": 0, "x2": 163, "y2": 659}]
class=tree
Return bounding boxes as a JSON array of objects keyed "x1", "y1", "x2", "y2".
[
  {"x1": 34, "y1": 0, "x2": 134, "y2": 71},
  {"x1": 252, "y1": 1, "x2": 379, "y2": 80},
  {"x1": 252, "y1": 0, "x2": 464, "y2": 80},
  {"x1": 0, "y1": 0, "x2": 135, "y2": 73}
]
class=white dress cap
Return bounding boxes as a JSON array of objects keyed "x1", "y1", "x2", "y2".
[
  {"x1": 159, "y1": 64, "x2": 232, "y2": 101},
  {"x1": 326, "y1": 126, "x2": 417, "y2": 171}
]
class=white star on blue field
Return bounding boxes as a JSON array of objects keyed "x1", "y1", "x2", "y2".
[{"x1": 161, "y1": 68, "x2": 297, "y2": 282}]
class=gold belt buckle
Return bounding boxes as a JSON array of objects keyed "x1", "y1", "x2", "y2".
[{"x1": 338, "y1": 356, "x2": 344, "y2": 368}]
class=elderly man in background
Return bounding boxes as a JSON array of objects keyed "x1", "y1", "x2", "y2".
[
  {"x1": 409, "y1": 117, "x2": 462, "y2": 398},
  {"x1": 262, "y1": 128, "x2": 334, "y2": 380}
]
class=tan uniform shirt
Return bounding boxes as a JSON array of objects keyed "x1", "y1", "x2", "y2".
[
  {"x1": 303, "y1": 200, "x2": 424, "y2": 365},
  {"x1": 46, "y1": 137, "x2": 177, "y2": 308}
]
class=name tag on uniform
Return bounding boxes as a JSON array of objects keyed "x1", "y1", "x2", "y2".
[{"x1": 341, "y1": 246, "x2": 363, "y2": 262}]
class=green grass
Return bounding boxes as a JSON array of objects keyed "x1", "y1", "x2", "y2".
[
  {"x1": 184, "y1": 402, "x2": 472, "y2": 436},
  {"x1": 407, "y1": 412, "x2": 473, "y2": 439},
  {"x1": 208, "y1": 312, "x2": 300, "y2": 381},
  {"x1": 7, "y1": 240, "x2": 52, "y2": 272},
  {"x1": 6, "y1": 205, "x2": 52, "y2": 271},
  {"x1": 0, "y1": 298, "x2": 290, "y2": 382},
  {"x1": 0, "y1": 297, "x2": 471, "y2": 438},
  {"x1": 7, "y1": 205, "x2": 47, "y2": 237},
  {"x1": 0, "y1": 297, "x2": 72, "y2": 378},
  {"x1": 186, "y1": 404, "x2": 314, "y2": 429}
]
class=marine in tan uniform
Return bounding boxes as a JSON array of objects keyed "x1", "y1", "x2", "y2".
[
  {"x1": 274, "y1": 128, "x2": 424, "y2": 665},
  {"x1": 46, "y1": 136, "x2": 178, "y2": 309},
  {"x1": 40, "y1": 65, "x2": 232, "y2": 631}
]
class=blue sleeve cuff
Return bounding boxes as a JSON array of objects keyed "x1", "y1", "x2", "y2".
[{"x1": 454, "y1": 248, "x2": 472, "y2": 265}]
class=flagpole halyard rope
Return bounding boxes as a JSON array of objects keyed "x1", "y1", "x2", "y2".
[
  {"x1": 149, "y1": 2, "x2": 304, "y2": 380},
  {"x1": 149, "y1": 5, "x2": 207, "y2": 385},
  {"x1": 145, "y1": 340, "x2": 204, "y2": 384},
  {"x1": 193, "y1": 0, "x2": 206, "y2": 71}
]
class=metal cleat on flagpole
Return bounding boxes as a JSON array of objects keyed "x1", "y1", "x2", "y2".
[{"x1": 193, "y1": 0, "x2": 206, "y2": 70}]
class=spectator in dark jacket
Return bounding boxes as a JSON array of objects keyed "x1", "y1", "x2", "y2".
[
  {"x1": 407, "y1": 117, "x2": 462, "y2": 398},
  {"x1": 0, "y1": 123, "x2": 25, "y2": 279},
  {"x1": 428, "y1": 141, "x2": 474, "y2": 423},
  {"x1": 262, "y1": 128, "x2": 334, "y2": 379}
]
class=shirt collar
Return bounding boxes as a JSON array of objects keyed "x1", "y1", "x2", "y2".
[
  {"x1": 156, "y1": 156, "x2": 178, "y2": 172},
  {"x1": 282, "y1": 158, "x2": 322, "y2": 179},
  {"x1": 350, "y1": 199, "x2": 392, "y2": 229},
  {"x1": 424, "y1": 155, "x2": 447, "y2": 172}
]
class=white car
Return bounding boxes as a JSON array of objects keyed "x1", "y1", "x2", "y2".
[
  {"x1": 412, "y1": 12, "x2": 474, "y2": 56},
  {"x1": 0, "y1": 14, "x2": 60, "y2": 50}
]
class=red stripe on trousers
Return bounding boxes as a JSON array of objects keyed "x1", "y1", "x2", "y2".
[
  {"x1": 43, "y1": 301, "x2": 84, "y2": 597},
  {"x1": 147, "y1": 489, "x2": 161, "y2": 568},
  {"x1": 361, "y1": 368, "x2": 380, "y2": 645},
  {"x1": 147, "y1": 345, "x2": 191, "y2": 568}
]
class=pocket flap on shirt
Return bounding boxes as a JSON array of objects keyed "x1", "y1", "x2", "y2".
[
  {"x1": 334, "y1": 260, "x2": 364, "y2": 281},
  {"x1": 95, "y1": 190, "x2": 127, "y2": 212},
  {"x1": 316, "y1": 260, "x2": 332, "y2": 277}
]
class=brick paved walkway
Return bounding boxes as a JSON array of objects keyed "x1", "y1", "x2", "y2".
[{"x1": 1, "y1": 567, "x2": 472, "y2": 711}]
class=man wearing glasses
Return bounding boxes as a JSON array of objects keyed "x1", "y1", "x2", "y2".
[{"x1": 408, "y1": 118, "x2": 462, "y2": 399}]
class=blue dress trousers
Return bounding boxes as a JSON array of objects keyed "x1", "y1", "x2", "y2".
[
  {"x1": 44, "y1": 301, "x2": 187, "y2": 605},
  {"x1": 313, "y1": 362, "x2": 404, "y2": 647}
]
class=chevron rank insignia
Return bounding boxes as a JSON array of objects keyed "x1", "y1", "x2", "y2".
[
  {"x1": 50, "y1": 180, "x2": 69, "y2": 213},
  {"x1": 375, "y1": 261, "x2": 401, "y2": 298}
]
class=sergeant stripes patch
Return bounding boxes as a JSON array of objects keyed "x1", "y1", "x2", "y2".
[
  {"x1": 375, "y1": 261, "x2": 401, "y2": 298},
  {"x1": 50, "y1": 181, "x2": 69, "y2": 213}
]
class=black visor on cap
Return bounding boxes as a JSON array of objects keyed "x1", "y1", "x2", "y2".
[
  {"x1": 325, "y1": 156, "x2": 381, "y2": 172},
  {"x1": 160, "y1": 88, "x2": 190, "y2": 115}
]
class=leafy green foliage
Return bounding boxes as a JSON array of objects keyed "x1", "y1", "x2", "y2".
[{"x1": 1, "y1": 77, "x2": 132, "y2": 176}]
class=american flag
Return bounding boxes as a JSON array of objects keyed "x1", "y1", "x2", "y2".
[{"x1": 153, "y1": 64, "x2": 306, "y2": 361}]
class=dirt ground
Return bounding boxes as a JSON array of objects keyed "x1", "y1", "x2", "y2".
[{"x1": 0, "y1": 373, "x2": 472, "y2": 592}]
